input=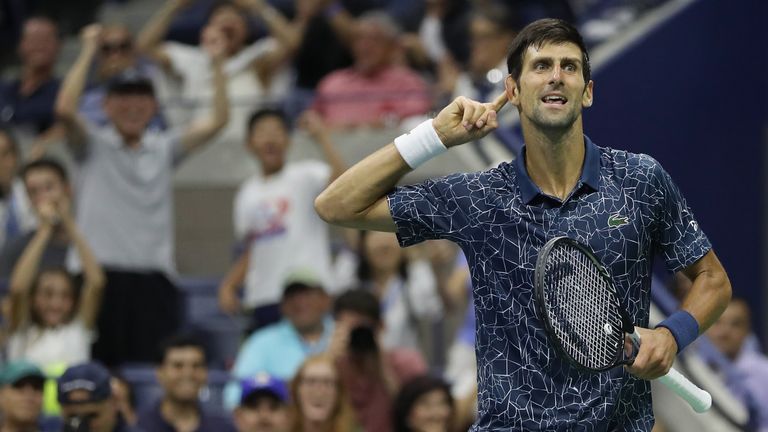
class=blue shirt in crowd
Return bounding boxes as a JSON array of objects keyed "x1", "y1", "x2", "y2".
[
  {"x1": 224, "y1": 316, "x2": 334, "y2": 408},
  {"x1": 387, "y1": 137, "x2": 711, "y2": 431}
]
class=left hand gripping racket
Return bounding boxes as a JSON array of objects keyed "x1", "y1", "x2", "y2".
[{"x1": 534, "y1": 236, "x2": 711, "y2": 413}]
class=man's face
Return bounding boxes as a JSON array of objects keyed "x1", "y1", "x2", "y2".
[
  {"x1": 507, "y1": 42, "x2": 593, "y2": 132},
  {"x1": 18, "y1": 18, "x2": 60, "y2": 69},
  {"x1": 469, "y1": 17, "x2": 514, "y2": 76},
  {"x1": 234, "y1": 395, "x2": 288, "y2": 432},
  {"x1": 363, "y1": 231, "x2": 403, "y2": 274},
  {"x1": 104, "y1": 93, "x2": 157, "y2": 139},
  {"x1": 708, "y1": 301, "x2": 751, "y2": 360},
  {"x1": 0, "y1": 378, "x2": 44, "y2": 426},
  {"x1": 0, "y1": 133, "x2": 17, "y2": 188},
  {"x1": 98, "y1": 27, "x2": 136, "y2": 80},
  {"x1": 352, "y1": 20, "x2": 395, "y2": 75},
  {"x1": 61, "y1": 393, "x2": 117, "y2": 432},
  {"x1": 157, "y1": 347, "x2": 208, "y2": 404},
  {"x1": 281, "y1": 290, "x2": 329, "y2": 333},
  {"x1": 247, "y1": 116, "x2": 290, "y2": 174},
  {"x1": 24, "y1": 168, "x2": 69, "y2": 213}
]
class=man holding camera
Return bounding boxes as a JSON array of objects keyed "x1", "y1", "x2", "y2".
[
  {"x1": 328, "y1": 289, "x2": 427, "y2": 432},
  {"x1": 58, "y1": 362, "x2": 141, "y2": 432}
]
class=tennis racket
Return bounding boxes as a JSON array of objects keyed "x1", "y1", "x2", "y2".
[{"x1": 534, "y1": 236, "x2": 712, "y2": 413}]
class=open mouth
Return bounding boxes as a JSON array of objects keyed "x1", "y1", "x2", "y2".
[{"x1": 541, "y1": 95, "x2": 568, "y2": 105}]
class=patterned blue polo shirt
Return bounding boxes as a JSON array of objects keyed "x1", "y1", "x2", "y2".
[{"x1": 387, "y1": 136, "x2": 710, "y2": 431}]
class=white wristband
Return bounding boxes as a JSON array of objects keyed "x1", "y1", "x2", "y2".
[{"x1": 393, "y1": 119, "x2": 447, "y2": 169}]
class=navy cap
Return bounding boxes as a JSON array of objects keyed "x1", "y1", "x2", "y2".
[
  {"x1": 240, "y1": 373, "x2": 288, "y2": 405},
  {"x1": 57, "y1": 362, "x2": 112, "y2": 404},
  {"x1": 106, "y1": 69, "x2": 155, "y2": 96}
]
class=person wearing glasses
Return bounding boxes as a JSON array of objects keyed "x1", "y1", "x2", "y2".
[{"x1": 79, "y1": 24, "x2": 167, "y2": 130}]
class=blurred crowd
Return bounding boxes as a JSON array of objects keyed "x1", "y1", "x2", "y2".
[{"x1": 2, "y1": 0, "x2": 764, "y2": 432}]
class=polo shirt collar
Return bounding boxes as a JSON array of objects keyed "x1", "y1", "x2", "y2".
[{"x1": 514, "y1": 135, "x2": 601, "y2": 205}]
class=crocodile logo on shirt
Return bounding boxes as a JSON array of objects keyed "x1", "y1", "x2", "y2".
[{"x1": 608, "y1": 213, "x2": 629, "y2": 228}]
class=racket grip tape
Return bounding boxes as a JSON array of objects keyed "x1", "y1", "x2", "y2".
[
  {"x1": 658, "y1": 368, "x2": 712, "y2": 413},
  {"x1": 630, "y1": 330, "x2": 711, "y2": 413}
]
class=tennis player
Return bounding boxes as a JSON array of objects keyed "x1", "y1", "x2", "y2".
[{"x1": 315, "y1": 18, "x2": 731, "y2": 431}]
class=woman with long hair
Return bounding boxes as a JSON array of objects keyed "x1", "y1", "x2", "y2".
[
  {"x1": 288, "y1": 354, "x2": 358, "y2": 432},
  {"x1": 392, "y1": 375, "x2": 456, "y2": 432}
]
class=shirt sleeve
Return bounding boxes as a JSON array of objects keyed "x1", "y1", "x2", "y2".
[
  {"x1": 649, "y1": 158, "x2": 711, "y2": 272},
  {"x1": 162, "y1": 42, "x2": 200, "y2": 79},
  {"x1": 232, "y1": 184, "x2": 250, "y2": 242},
  {"x1": 296, "y1": 160, "x2": 331, "y2": 196},
  {"x1": 386, "y1": 173, "x2": 474, "y2": 248}
]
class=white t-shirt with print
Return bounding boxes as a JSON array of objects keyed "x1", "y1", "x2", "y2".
[{"x1": 234, "y1": 160, "x2": 333, "y2": 308}]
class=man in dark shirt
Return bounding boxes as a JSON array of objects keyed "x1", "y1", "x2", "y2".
[
  {"x1": 315, "y1": 18, "x2": 732, "y2": 431},
  {"x1": 58, "y1": 362, "x2": 141, "y2": 432},
  {"x1": 137, "y1": 334, "x2": 236, "y2": 432},
  {"x1": 0, "y1": 17, "x2": 61, "y2": 138}
]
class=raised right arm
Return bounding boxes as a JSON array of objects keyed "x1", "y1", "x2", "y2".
[
  {"x1": 136, "y1": 0, "x2": 189, "y2": 71},
  {"x1": 55, "y1": 25, "x2": 102, "y2": 152},
  {"x1": 314, "y1": 94, "x2": 508, "y2": 232}
]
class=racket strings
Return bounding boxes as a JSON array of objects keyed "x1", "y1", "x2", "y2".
[{"x1": 544, "y1": 244, "x2": 624, "y2": 370}]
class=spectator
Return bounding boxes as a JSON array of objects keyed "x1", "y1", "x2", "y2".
[
  {"x1": 234, "y1": 373, "x2": 289, "y2": 432},
  {"x1": 438, "y1": 251, "x2": 476, "y2": 400},
  {"x1": 137, "y1": 334, "x2": 236, "y2": 432},
  {"x1": 443, "y1": 3, "x2": 521, "y2": 165},
  {"x1": 0, "y1": 361, "x2": 46, "y2": 432},
  {"x1": 392, "y1": 375, "x2": 454, "y2": 432},
  {"x1": 312, "y1": 11, "x2": 431, "y2": 129},
  {"x1": 288, "y1": 354, "x2": 357, "y2": 432},
  {"x1": 111, "y1": 375, "x2": 139, "y2": 427},
  {"x1": 55, "y1": 24, "x2": 229, "y2": 366},
  {"x1": 328, "y1": 289, "x2": 427, "y2": 432},
  {"x1": 0, "y1": 127, "x2": 35, "y2": 251},
  {"x1": 58, "y1": 362, "x2": 140, "y2": 432},
  {"x1": 706, "y1": 297, "x2": 768, "y2": 431},
  {"x1": 79, "y1": 24, "x2": 167, "y2": 130},
  {"x1": 225, "y1": 272, "x2": 334, "y2": 407},
  {"x1": 339, "y1": 230, "x2": 442, "y2": 351},
  {"x1": 5, "y1": 171, "x2": 104, "y2": 368},
  {"x1": 138, "y1": 0, "x2": 295, "y2": 181},
  {"x1": 217, "y1": 108, "x2": 344, "y2": 330},
  {"x1": 0, "y1": 17, "x2": 62, "y2": 145},
  {"x1": 0, "y1": 158, "x2": 73, "y2": 277}
]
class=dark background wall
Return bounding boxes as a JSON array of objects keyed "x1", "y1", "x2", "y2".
[{"x1": 583, "y1": 0, "x2": 767, "y2": 339}]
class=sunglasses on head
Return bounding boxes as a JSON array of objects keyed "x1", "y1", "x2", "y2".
[{"x1": 101, "y1": 41, "x2": 132, "y2": 55}]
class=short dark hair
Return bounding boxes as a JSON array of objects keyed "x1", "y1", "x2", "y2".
[
  {"x1": 506, "y1": 18, "x2": 591, "y2": 85},
  {"x1": 247, "y1": 107, "x2": 291, "y2": 136},
  {"x1": 157, "y1": 332, "x2": 208, "y2": 365},
  {"x1": 20, "y1": 157, "x2": 69, "y2": 184},
  {"x1": 333, "y1": 289, "x2": 381, "y2": 324},
  {"x1": 392, "y1": 375, "x2": 454, "y2": 432}
]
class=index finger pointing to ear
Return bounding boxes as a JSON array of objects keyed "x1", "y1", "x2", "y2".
[{"x1": 489, "y1": 92, "x2": 508, "y2": 112}]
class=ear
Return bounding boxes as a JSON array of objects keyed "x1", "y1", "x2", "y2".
[
  {"x1": 505, "y1": 75, "x2": 520, "y2": 108},
  {"x1": 582, "y1": 80, "x2": 594, "y2": 108}
]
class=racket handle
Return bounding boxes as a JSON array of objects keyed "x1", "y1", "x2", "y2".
[
  {"x1": 658, "y1": 367, "x2": 712, "y2": 413},
  {"x1": 629, "y1": 331, "x2": 711, "y2": 413}
]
